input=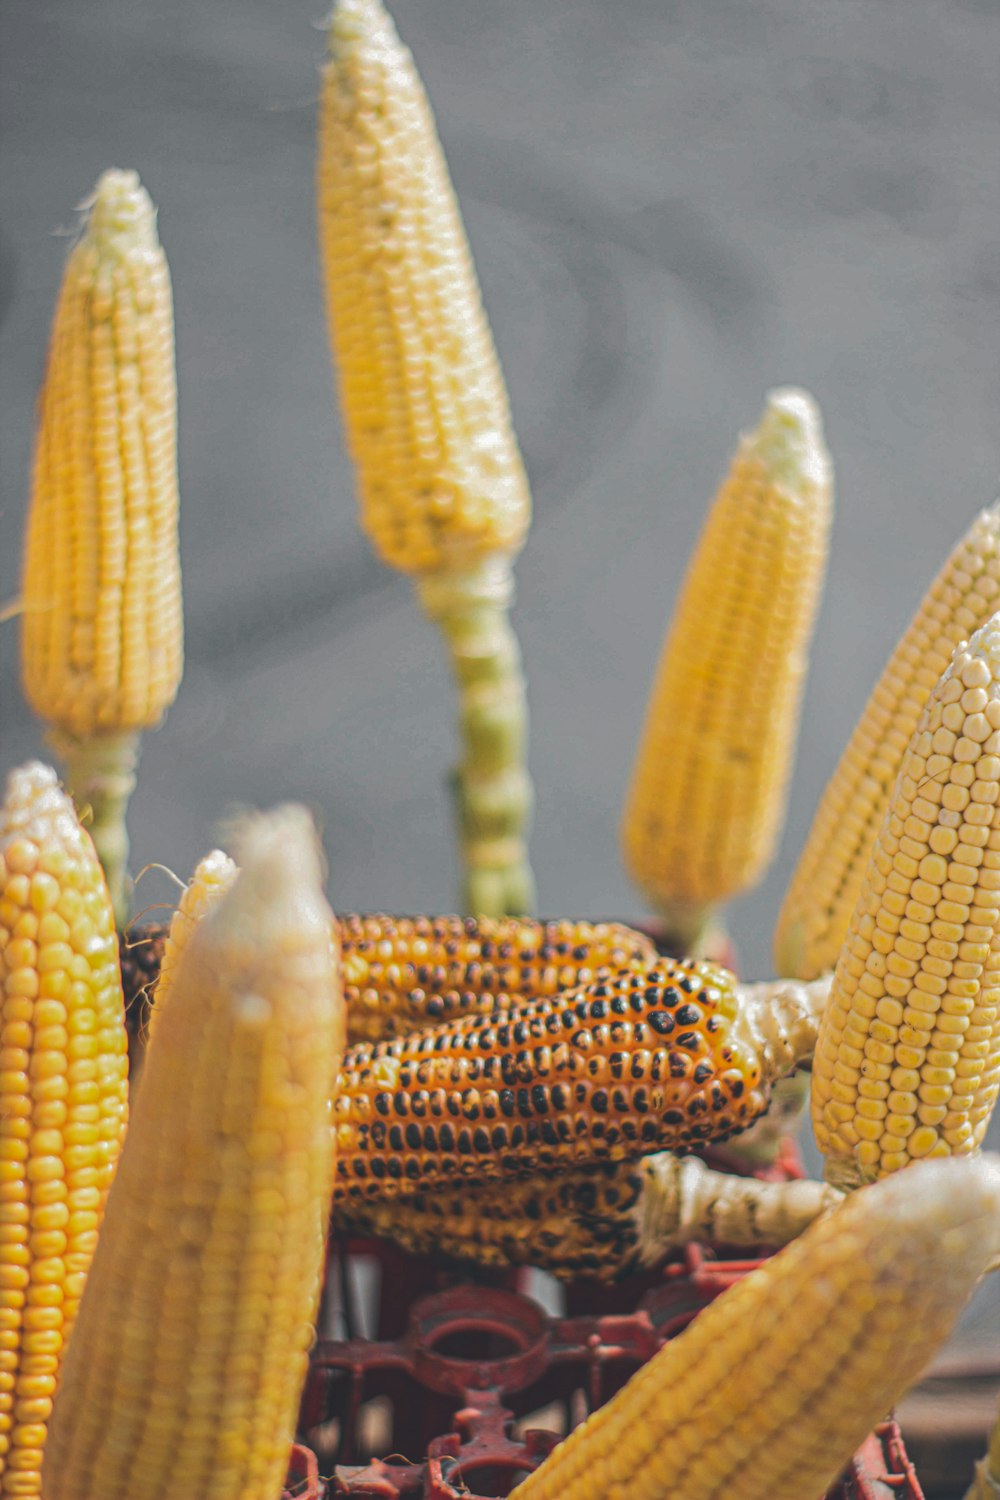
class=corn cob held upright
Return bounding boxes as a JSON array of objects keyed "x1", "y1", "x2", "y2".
[
  {"x1": 338, "y1": 1151, "x2": 841, "y2": 1280},
  {"x1": 43, "y1": 807, "x2": 344, "y2": 1500},
  {"x1": 20, "y1": 171, "x2": 183, "y2": 928},
  {"x1": 812, "y1": 614, "x2": 1000, "y2": 1189},
  {"x1": 0, "y1": 763, "x2": 129, "y2": 1499},
  {"x1": 622, "y1": 388, "x2": 832, "y2": 955},
  {"x1": 509, "y1": 1155, "x2": 1000, "y2": 1500},
  {"x1": 776, "y1": 500, "x2": 1000, "y2": 979},
  {"x1": 140, "y1": 848, "x2": 237, "y2": 1050},
  {"x1": 319, "y1": 0, "x2": 534, "y2": 916},
  {"x1": 334, "y1": 964, "x2": 828, "y2": 1202}
]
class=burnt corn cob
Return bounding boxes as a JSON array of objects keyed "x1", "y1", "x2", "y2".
[
  {"x1": 509, "y1": 1155, "x2": 1000, "y2": 1500},
  {"x1": 342, "y1": 913, "x2": 657, "y2": 1040},
  {"x1": 337, "y1": 1152, "x2": 841, "y2": 1280},
  {"x1": 333, "y1": 965, "x2": 827, "y2": 1202}
]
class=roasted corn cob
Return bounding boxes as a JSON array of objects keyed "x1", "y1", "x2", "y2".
[
  {"x1": 334, "y1": 965, "x2": 827, "y2": 1201},
  {"x1": 509, "y1": 1154, "x2": 1000, "y2": 1500},
  {"x1": 338, "y1": 1152, "x2": 841, "y2": 1279},
  {"x1": 42, "y1": 807, "x2": 343, "y2": 1500},
  {"x1": 318, "y1": 0, "x2": 535, "y2": 915},
  {"x1": 776, "y1": 501, "x2": 1000, "y2": 979},
  {"x1": 0, "y1": 763, "x2": 129, "y2": 1498},
  {"x1": 20, "y1": 170, "x2": 183, "y2": 927},
  {"x1": 621, "y1": 389, "x2": 832, "y2": 953},
  {"x1": 142, "y1": 848, "x2": 236, "y2": 1047},
  {"x1": 129, "y1": 902, "x2": 657, "y2": 1044},
  {"x1": 812, "y1": 615, "x2": 1000, "y2": 1189},
  {"x1": 342, "y1": 913, "x2": 657, "y2": 1040}
]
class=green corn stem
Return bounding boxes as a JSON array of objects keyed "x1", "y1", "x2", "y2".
[
  {"x1": 48, "y1": 729, "x2": 139, "y2": 929},
  {"x1": 417, "y1": 556, "x2": 535, "y2": 917}
]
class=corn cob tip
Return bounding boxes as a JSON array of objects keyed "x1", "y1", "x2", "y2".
[
  {"x1": 2, "y1": 758, "x2": 87, "y2": 852},
  {"x1": 748, "y1": 386, "x2": 830, "y2": 490},
  {"x1": 328, "y1": 0, "x2": 389, "y2": 44},
  {"x1": 84, "y1": 168, "x2": 158, "y2": 257},
  {"x1": 218, "y1": 805, "x2": 330, "y2": 945}
]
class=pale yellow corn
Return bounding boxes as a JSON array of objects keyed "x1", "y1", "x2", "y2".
[
  {"x1": 143, "y1": 849, "x2": 237, "y2": 1045},
  {"x1": 0, "y1": 763, "x2": 128, "y2": 1498},
  {"x1": 21, "y1": 169, "x2": 182, "y2": 740},
  {"x1": 776, "y1": 500, "x2": 1000, "y2": 978},
  {"x1": 621, "y1": 389, "x2": 832, "y2": 947},
  {"x1": 509, "y1": 1154, "x2": 1000, "y2": 1500},
  {"x1": 317, "y1": 0, "x2": 530, "y2": 576},
  {"x1": 812, "y1": 615, "x2": 1000, "y2": 1189},
  {"x1": 42, "y1": 808, "x2": 344, "y2": 1500}
]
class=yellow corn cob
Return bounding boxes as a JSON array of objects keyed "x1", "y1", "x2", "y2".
[
  {"x1": 621, "y1": 389, "x2": 832, "y2": 953},
  {"x1": 334, "y1": 965, "x2": 827, "y2": 1202},
  {"x1": 42, "y1": 807, "x2": 343, "y2": 1500},
  {"x1": 812, "y1": 615, "x2": 1000, "y2": 1189},
  {"x1": 142, "y1": 848, "x2": 237, "y2": 1047},
  {"x1": 318, "y1": 0, "x2": 534, "y2": 915},
  {"x1": 0, "y1": 763, "x2": 129, "y2": 1498},
  {"x1": 338, "y1": 1152, "x2": 841, "y2": 1279},
  {"x1": 20, "y1": 169, "x2": 183, "y2": 926},
  {"x1": 342, "y1": 913, "x2": 657, "y2": 1040},
  {"x1": 776, "y1": 500, "x2": 1000, "y2": 979},
  {"x1": 509, "y1": 1154, "x2": 1000, "y2": 1500}
]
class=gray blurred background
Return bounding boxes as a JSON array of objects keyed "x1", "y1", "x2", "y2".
[{"x1": 1, "y1": 0, "x2": 999, "y2": 1481}]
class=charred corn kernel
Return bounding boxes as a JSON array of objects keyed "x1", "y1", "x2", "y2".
[
  {"x1": 42, "y1": 807, "x2": 344, "y2": 1500},
  {"x1": 510, "y1": 1155, "x2": 1000, "y2": 1500},
  {"x1": 341, "y1": 913, "x2": 657, "y2": 1040},
  {"x1": 812, "y1": 616, "x2": 1000, "y2": 1190},
  {"x1": 334, "y1": 966, "x2": 827, "y2": 1202},
  {"x1": 20, "y1": 170, "x2": 183, "y2": 926},
  {"x1": 338, "y1": 1152, "x2": 841, "y2": 1279},
  {"x1": 622, "y1": 390, "x2": 832, "y2": 952},
  {"x1": 777, "y1": 501, "x2": 1000, "y2": 978},
  {"x1": 143, "y1": 849, "x2": 237, "y2": 1047},
  {"x1": 0, "y1": 763, "x2": 128, "y2": 1497},
  {"x1": 319, "y1": 0, "x2": 534, "y2": 915}
]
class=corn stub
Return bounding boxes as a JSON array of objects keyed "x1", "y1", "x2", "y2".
[
  {"x1": 338, "y1": 1153, "x2": 840, "y2": 1280},
  {"x1": 509, "y1": 1155, "x2": 1000, "y2": 1500},
  {"x1": 0, "y1": 763, "x2": 128, "y2": 1498},
  {"x1": 21, "y1": 169, "x2": 182, "y2": 741},
  {"x1": 776, "y1": 501, "x2": 1000, "y2": 978},
  {"x1": 42, "y1": 808, "x2": 344, "y2": 1500},
  {"x1": 342, "y1": 913, "x2": 656, "y2": 1040},
  {"x1": 812, "y1": 615, "x2": 1000, "y2": 1188},
  {"x1": 334, "y1": 963, "x2": 827, "y2": 1202},
  {"x1": 143, "y1": 848, "x2": 237, "y2": 1045},
  {"x1": 318, "y1": 0, "x2": 530, "y2": 575},
  {"x1": 621, "y1": 390, "x2": 832, "y2": 947}
]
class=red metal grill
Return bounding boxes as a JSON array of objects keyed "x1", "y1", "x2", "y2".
[{"x1": 296, "y1": 1240, "x2": 925, "y2": 1499}]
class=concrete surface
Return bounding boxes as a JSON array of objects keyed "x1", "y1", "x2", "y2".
[{"x1": 1, "y1": 0, "x2": 999, "y2": 1470}]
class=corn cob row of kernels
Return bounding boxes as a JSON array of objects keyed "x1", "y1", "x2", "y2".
[
  {"x1": 812, "y1": 615, "x2": 1000, "y2": 1189},
  {"x1": 334, "y1": 964, "x2": 827, "y2": 1202},
  {"x1": 341, "y1": 912, "x2": 657, "y2": 1039},
  {"x1": 142, "y1": 848, "x2": 237, "y2": 1047},
  {"x1": 621, "y1": 389, "x2": 832, "y2": 952},
  {"x1": 337, "y1": 1151, "x2": 841, "y2": 1280},
  {"x1": 42, "y1": 808, "x2": 344, "y2": 1500},
  {"x1": 20, "y1": 171, "x2": 183, "y2": 926},
  {"x1": 0, "y1": 764, "x2": 129, "y2": 1497},
  {"x1": 776, "y1": 501, "x2": 1000, "y2": 979},
  {"x1": 509, "y1": 1155, "x2": 1000, "y2": 1500}
]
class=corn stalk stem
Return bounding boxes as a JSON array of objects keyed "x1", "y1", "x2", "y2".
[
  {"x1": 48, "y1": 729, "x2": 140, "y2": 929},
  {"x1": 417, "y1": 556, "x2": 535, "y2": 916}
]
